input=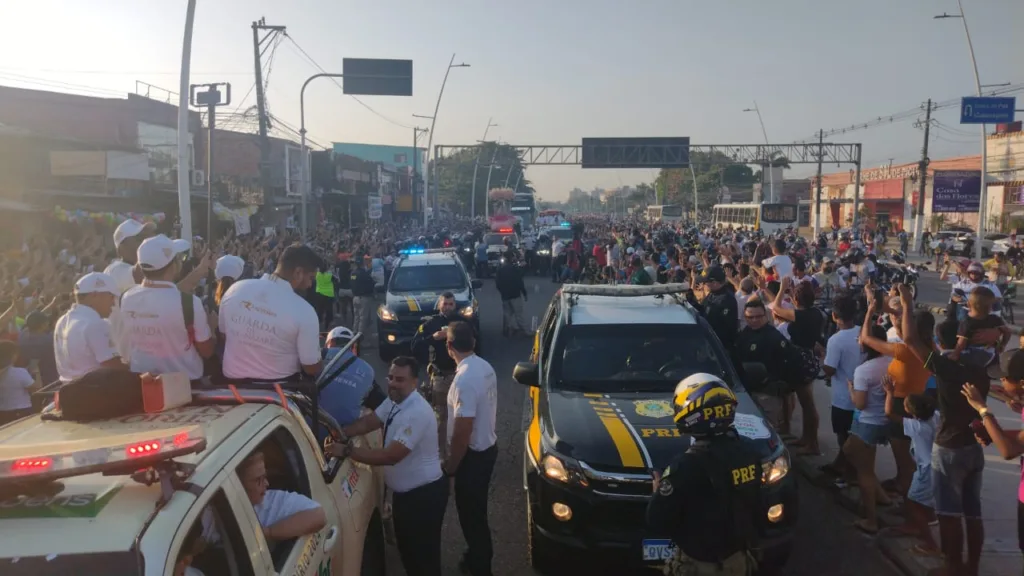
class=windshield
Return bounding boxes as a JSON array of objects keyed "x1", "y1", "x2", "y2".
[
  {"x1": 389, "y1": 264, "x2": 466, "y2": 292},
  {"x1": 552, "y1": 324, "x2": 734, "y2": 393},
  {"x1": 760, "y1": 204, "x2": 797, "y2": 223},
  {"x1": 1, "y1": 553, "x2": 139, "y2": 576},
  {"x1": 483, "y1": 233, "x2": 516, "y2": 246},
  {"x1": 660, "y1": 205, "x2": 683, "y2": 217},
  {"x1": 545, "y1": 228, "x2": 574, "y2": 241}
]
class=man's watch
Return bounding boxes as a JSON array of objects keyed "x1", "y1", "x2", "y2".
[{"x1": 978, "y1": 407, "x2": 992, "y2": 419}]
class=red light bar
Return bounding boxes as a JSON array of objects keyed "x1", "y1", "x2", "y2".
[
  {"x1": 12, "y1": 457, "x2": 52, "y2": 473},
  {"x1": 126, "y1": 440, "x2": 162, "y2": 457},
  {"x1": 498, "y1": 228, "x2": 513, "y2": 233}
]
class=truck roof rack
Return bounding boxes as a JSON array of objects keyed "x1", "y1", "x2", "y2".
[{"x1": 561, "y1": 283, "x2": 691, "y2": 297}]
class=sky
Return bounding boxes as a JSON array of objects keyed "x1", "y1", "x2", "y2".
[{"x1": 2, "y1": 0, "x2": 1022, "y2": 202}]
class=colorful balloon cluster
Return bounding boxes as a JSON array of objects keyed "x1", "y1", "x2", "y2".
[{"x1": 53, "y1": 206, "x2": 166, "y2": 226}]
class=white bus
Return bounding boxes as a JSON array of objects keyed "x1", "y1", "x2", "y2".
[
  {"x1": 711, "y1": 202, "x2": 798, "y2": 235},
  {"x1": 646, "y1": 204, "x2": 684, "y2": 224}
]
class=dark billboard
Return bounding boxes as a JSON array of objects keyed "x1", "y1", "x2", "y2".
[{"x1": 581, "y1": 137, "x2": 690, "y2": 169}]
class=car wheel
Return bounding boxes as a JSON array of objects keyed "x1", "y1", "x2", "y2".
[
  {"x1": 359, "y1": 510, "x2": 387, "y2": 576},
  {"x1": 528, "y1": 501, "x2": 559, "y2": 574}
]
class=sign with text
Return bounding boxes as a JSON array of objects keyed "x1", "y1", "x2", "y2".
[
  {"x1": 960, "y1": 96, "x2": 1016, "y2": 124},
  {"x1": 342, "y1": 58, "x2": 413, "y2": 96},
  {"x1": 932, "y1": 170, "x2": 981, "y2": 213},
  {"x1": 581, "y1": 137, "x2": 690, "y2": 169}
]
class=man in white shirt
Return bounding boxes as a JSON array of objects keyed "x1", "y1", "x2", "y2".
[
  {"x1": 442, "y1": 321, "x2": 498, "y2": 576},
  {"x1": 54, "y1": 272, "x2": 124, "y2": 382},
  {"x1": 761, "y1": 239, "x2": 793, "y2": 279},
  {"x1": 120, "y1": 235, "x2": 214, "y2": 380},
  {"x1": 551, "y1": 239, "x2": 566, "y2": 282},
  {"x1": 333, "y1": 356, "x2": 447, "y2": 576},
  {"x1": 104, "y1": 219, "x2": 156, "y2": 360},
  {"x1": 822, "y1": 296, "x2": 863, "y2": 484},
  {"x1": 219, "y1": 244, "x2": 322, "y2": 381}
]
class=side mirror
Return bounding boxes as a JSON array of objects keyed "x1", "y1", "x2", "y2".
[
  {"x1": 373, "y1": 284, "x2": 386, "y2": 294},
  {"x1": 741, "y1": 362, "x2": 769, "y2": 387},
  {"x1": 512, "y1": 362, "x2": 540, "y2": 387},
  {"x1": 471, "y1": 279, "x2": 483, "y2": 289}
]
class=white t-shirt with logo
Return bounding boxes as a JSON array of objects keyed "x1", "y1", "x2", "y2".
[
  {"x1": 219, "y1": 276, "x2": 321, "y2": 380},
  {"x1": 374, "y1": 391, "x2": 443, "y2": 493},
  {"x1": 119, "y1": 281, "x2": 211, "y2": 380},
  {"x1": 54, "y1": 304, "x2": 118, "y2": 382},
  {"x1": 104, "y1": 259, "x2": 139, "y2": 360},
  {"x1": 447, "y1": 355, "x2": 498, "y2": 452}
]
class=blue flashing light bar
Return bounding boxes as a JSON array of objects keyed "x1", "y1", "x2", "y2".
[
  {"x1": 399, "y1": 248, "x2": 426, "y2": 255},
  {"x1": 560, "y1": 221, "x2": 571, "y2": 227}
]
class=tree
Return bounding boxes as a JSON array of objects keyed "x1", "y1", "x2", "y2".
[
  {"x1": 654, "y1": 151, "x2": 759, "y2": 212},
  {"x1": 430, "y1": 143, "x2": 534, "y2": 214}
]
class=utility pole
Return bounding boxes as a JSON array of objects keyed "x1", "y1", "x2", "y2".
[
  {"x1": 813, "y1": 129, "x2": 824, "y2": 239},
  {"x1": 913, "y1": 99, "x2": 934, "y2": 255},
  {"x1": 252, "y1": 18, "x2": 285, "y2": 202},
  {"x1": 191, "y1": 83, "x2": 232, "y2": 244},
  {"x1": 412, "y1": 127, "x2": 428, "y2": 216}
]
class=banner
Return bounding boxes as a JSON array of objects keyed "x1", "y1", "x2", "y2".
[{"x1": 932, "y1": 170, "x2": 981, "y2": 213}]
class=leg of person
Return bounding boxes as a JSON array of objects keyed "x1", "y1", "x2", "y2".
[
  {"x1": 323, "y1": 295, "x2": 335, "y2": 329},
  {"x1": 831, "y1": 406, "x2": 855, "y2": 477},
  {"x1": 794, "y1": 382, "x2": 820, "y2": 453},
  {"x1": 932, "y1": 444, "x2": 967, "y2": 574},
  {"x1": 455, "y1": 446, "x2": 498, "y2": 576},
  {"x1": 889, "y1": 431, "x2": 914, "y2": 496},
  {"x1": 501, "y1": 300, "x2": 513, "y2": 337},
  {"x1": 511, "y1": 296, "x2": 527, "y2": 334},
  {"x1": 962, "y1": 444, "x2": 986, "y2": 576},
  {"x1": 390, "y1": 489, "x2": 422, "y2": 576},
  {"x1": 420, "y1": 477, "x2": 449, "y2": 576},
  {"x1": 431, "y1": 373, "x2": 454, "y2": 460}
]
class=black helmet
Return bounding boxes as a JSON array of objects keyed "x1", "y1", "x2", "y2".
[{"x1": 672, "y1": 374, "x2": 738, "y2": 437}]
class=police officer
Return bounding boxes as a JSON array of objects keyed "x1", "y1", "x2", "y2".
[
  {"x1": 332, "y1": 356, "x2": 447, "y2": 576},
  {"x1": 350, "y1": 257, "x2": 376, "y2": 347},
  {"x1": 410, "y1": 291, "x2": 462, "y2": 459},
  {"x1": 687, "y1": 265, "x2": 738, "y2": 351},
  {"x1": 732, "y1": 299, "x2": 801, "y2": 428},
  {"x1": 647, "y1": 373, "x2": 763, "y2": 576}
]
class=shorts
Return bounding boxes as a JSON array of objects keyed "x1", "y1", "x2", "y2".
[
  {"x1": 851, "y1": 419, "x2": 890, "y2": 446},
  {"x1": 907, "y1": 465, "x2": 935, "y2": 508},
  {"x1": 831, "y1": 406, "x2": 855, "y2": 437},
  {"x1": 931, "y1": 443, "x2": 984, "y2": 518}
]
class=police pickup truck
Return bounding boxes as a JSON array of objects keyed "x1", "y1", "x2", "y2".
[
  {"x1": 375, "y1": 248, "x2": 482, "y2": 362},
  {"x1": 516, "y1": 284, "x2": 797, "y2": 573},
  {"x1": 0, "y1": 361, "x2": 386, "y2": 576},
  {"x1": 482, "y1": 228, "x2": 521, "y2": 274}
]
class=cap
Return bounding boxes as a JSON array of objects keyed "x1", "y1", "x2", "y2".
[
  {"x1": 112, "y1": 219, "x2": 156, "y2": 248},
  {"x1": 626, "y1": 247, "x2": 635, "y2": 254},
  {"x1": 326, "y1": 326, "x2": 354, "y2": 344},
  {"x1": 822, "y1": 256, "x2": 834, "y2": 264},
  {"x1": 699, "y1": 265, "x2": 727, "y2": 284},
  {"x1": 74, "y1": 272, "x2": 119, "y2": 296},
  {"x1": 137, "y1": 235, "x2": 191, "y2": 270},
  {"x1": 214, "y1": 255, "x2": 245, "y2": 280},
  {"x1": 988, "y1": 349, "x2": 1024, "y2": 381},
  {"x1": 967, "y1": 261, "x2": 984, "y2": 273}
]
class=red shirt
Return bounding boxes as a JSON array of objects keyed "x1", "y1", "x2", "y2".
[{"x1": 592, "y1": 244, "x2": 607, "y2": 267}]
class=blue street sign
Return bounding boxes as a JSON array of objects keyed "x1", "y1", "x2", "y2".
[{"x1": 960, "y1": 96, "x2": 1016, "y2": 124}]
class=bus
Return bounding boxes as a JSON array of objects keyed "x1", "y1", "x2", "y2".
[
  {"x1": 711, "y1": 202, "x2": 798, "y2": 235},
  {"x1": 510, "y1": 192, "x2": 536, "y2": 229},
  {"x1": 646, "y1": 204, "x2": 684, "y2": 224}
]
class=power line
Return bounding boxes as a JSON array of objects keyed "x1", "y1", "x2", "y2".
[{"x1": 282, "y1": 34, "x2": 414, "y2": 130}]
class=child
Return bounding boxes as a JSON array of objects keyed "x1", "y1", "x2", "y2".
[
  {"x1": 0, "y1": 340, "x2": 35, "y2": 426},
  {"x1": 883, "y1": 374, "x2": 940, "y2": 556},
  {"x1": 951, "y1": 286, "x2": 1010, "y2": 361}
]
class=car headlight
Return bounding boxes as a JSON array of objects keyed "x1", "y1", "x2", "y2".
[
  {"x1": 762, "y1": 453, "x2": 790, "y2": 485},
  {"x1": 538, "y1": 249, "x2": 551, "y2": 256},
  {"x1": 542, "y1": 452, "x2": 589, "y2": 487},
  {"x1": 459, "y1": 300, "x2": 477, "y2": 319},
  {"x1": 377, "y1": 306, "x2": 398, "y2": 322}
]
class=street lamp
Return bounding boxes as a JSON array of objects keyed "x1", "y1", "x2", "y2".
[
  {"x1": 419, "y1": 54, "x2": 470, "y2": 228},
  {"x1": 743, "y1": 102, "x2": 775, "y2": 203},
  {"x1": 936, "y1": 1, "x2": 987, "y2": 260},
  {"x1": 471, "y1": 118, "x2": 498, "y2": 218},
  {"x1": 299, "y1": 72, "x2": 345, "y2": 242}
]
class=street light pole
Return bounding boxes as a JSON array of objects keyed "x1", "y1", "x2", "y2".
[
  {"x1": 176, "y1": 0, "x2": 197, "y2": 244},
  {"x1": 300, "y1": 72, "x2": 345, "y2": 242},
  {"x1": 484, "y1": 145, "x2": 501, "y2": 220},
  {"x1": 420, "y1": 54, "x2": 470, "y2": 229},
  {"x1": 471, "y1": 118, "x2": 497, "y2": 219},
  {"x1": 743, "y1": 102, "x2": 775, "y2": 203},
  {"x1": 936, "y1": 2, "x2": 987, "y2": 260}
]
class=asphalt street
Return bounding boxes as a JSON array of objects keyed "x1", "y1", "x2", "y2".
[{"x1": 361, "y1": 275, "x2": 901, "y2": 576}]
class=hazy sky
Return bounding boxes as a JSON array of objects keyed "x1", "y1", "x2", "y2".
[{"x1": 2, "y1": 0, "x2": 1022, "y2": 201}]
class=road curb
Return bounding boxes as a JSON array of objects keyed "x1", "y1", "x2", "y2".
[{"x1": 913, "y1": 302, "x2": 1023, "y2": 334}]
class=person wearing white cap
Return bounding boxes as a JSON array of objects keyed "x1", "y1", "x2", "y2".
[
  {"x1": 104, "y1": 219, "x2": 156, "y2": 295},
  {"x1": 118, "y1": 235, "x2": 214, "y2": 380},
  {"x1": 53, "y1": 272, "x2": 125, "y2": 383},
  {"x1": 310, "y1": 326, "x2": 379, "y2": 432}
]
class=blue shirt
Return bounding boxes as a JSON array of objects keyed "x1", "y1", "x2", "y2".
[
  {"x1": 309, "y1": 348, "x2": 377, "y2": 439},
  {"x1": 476, "y1": 244, "x2": 488, "y2": 262}
]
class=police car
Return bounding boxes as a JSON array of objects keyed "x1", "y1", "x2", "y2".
[
  {"x1": 0, "y1": 375, "x2": 386, "y2": 575},
  {"x1": 516, "y1": 284, "x2": 797, "y2": 573},
  {"x1": 482, "y1": 228, "x2": 521, "y2": 273},
  {"x1": 375, "y1": 248, "x2": 482, "y2": 362}
]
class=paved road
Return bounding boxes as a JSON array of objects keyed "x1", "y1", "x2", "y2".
[{"x1": 359, "y1": 276, "x2": 900, "y2": 576}]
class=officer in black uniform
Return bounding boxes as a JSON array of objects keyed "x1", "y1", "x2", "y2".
[
  {"x1": 647, "y1": 373, "x2": 763, "y2": 576},
  {"x1": 350, "y1": 258, "x2": 376, "y2": 345},
  {"x1": 732, "y1": 299, "x2": 801, "y2": 427},
  {"x1": 410, "y1": 291, "x2": 461, "y2": 459},
  {"x1": 687, "y1": 265, "x2": 738, "y2": 351}
]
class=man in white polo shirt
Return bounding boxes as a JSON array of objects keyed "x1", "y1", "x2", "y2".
[
  {"x1": 119, "y1": 235, "x2": 214, "y2": 380},
  {"x1": 219, "y1": 245, "x2": 322, "y2": 381},
  {"x1": 104, "y1": 219, "x2": 156, "y2": 360},
  {"x1": 54, "y1": 272, "x2": 124, "y2": 382},
  {"x1": 443, "y1": 321, "x2": 498, "y2": 576}
]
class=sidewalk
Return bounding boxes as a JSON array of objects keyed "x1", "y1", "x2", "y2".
[{"x1": 788, "y1": 380, "x2": 1023, "y2": 576}]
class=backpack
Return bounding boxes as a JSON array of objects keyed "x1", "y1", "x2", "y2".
[{"x1": 56, "y1": 368, "x2": 145, "y2": 421}]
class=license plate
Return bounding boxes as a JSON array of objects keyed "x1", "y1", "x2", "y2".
[{"x1": 642, "y1": 539, "x2": 676, "y2": 562}]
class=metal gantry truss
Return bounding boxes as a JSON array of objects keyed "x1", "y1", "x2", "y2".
[{"x1": 435, "y1": 143, "x2": 862, "y2": 166}]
